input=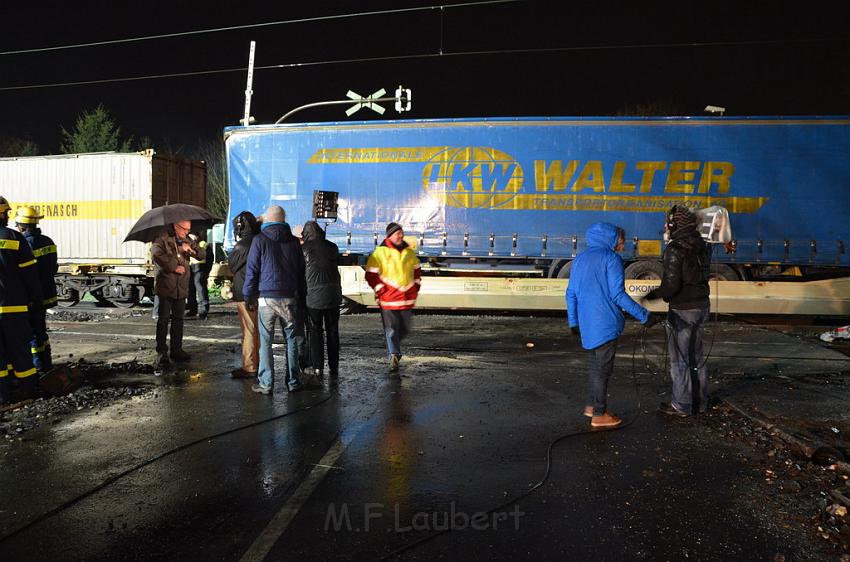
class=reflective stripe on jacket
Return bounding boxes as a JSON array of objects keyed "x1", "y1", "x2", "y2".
[
  {"x1": 0, "y1": 226, "x2": 43, "y2": 313},
  {"x1": 23, "y1": 229, "x2": 59, "y2": 308}
]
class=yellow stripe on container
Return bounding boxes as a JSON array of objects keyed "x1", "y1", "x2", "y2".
[{"x1": 11, "y1": 200, "x2": 145, "y2": 221}]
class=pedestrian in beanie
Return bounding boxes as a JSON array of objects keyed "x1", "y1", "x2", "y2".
[
  {"x1": 365, "y1": 222, "x2": 421, "y2": 374},
  {"x1": 646, "y1": 205, "x2": 712, "y2": 417}
]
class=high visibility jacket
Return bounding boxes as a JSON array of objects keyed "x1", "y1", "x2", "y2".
[
  {"x1": 365, "y1": 240, "x2": 421, "y2": 310},
  {"x1": 0, "y1": 226, "x2": 43, "y2": 314},
  {"x1": 22, "y1": 228, "x2": 59, "y2": 308}
]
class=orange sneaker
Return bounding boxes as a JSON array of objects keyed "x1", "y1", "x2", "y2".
[
  {"x1": 591, "y1": 412, "x2": 623, "y2": 428},
  {"x1": 583, "y1": 406, "x2": 594, "y2": 418}
]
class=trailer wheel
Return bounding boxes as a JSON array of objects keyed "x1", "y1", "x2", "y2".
[
  {"x1": 340, "y1": 297, "x2": 366, "y2": 315},
  {"x1": 708, "y1": 264, "x2": 740, "y2": 281},
  {"x1": 556, "y1": 261, "x2": 573, "y2": 279},
  {"x1": 624, "y1": 260, "x2": 664, "y2": 280}
]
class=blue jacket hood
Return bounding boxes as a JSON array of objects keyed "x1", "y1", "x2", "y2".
[
  {"x1": 585, "y1": 222, "x2": 621, "y2": 250},
  {"x1": 260, "y1": 222, "x2": 294, "y2": 243}
]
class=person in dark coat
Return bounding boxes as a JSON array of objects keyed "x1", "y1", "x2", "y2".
[
  {"x1": 0, "y1": 196, "x2": 42, "y2": 404},
  {"x1": 15, "y1": 206, "x2": 58, "y2": 371},
  {"x1": 227, "y1": 211, "x2": 260, "y2": 379},
  {"x1": 301, "y1": 220, "x2": 342, "y2": 380},
  {"x1": 151, "y1": 219, "x2": 202, "y2": 367},
  {"x1": 242, "y1": 205, "x2": 307, "y2": 394},
  {"x1": 646, "y1": 205, "x2": 712, "y2": 417}
]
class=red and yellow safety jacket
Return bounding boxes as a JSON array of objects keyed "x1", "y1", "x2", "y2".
[{"x1": 365, "y1": 239, "x2": 421, "y2": 310}]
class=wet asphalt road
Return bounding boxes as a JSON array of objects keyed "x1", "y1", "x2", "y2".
[{"x1": 2, "y1": 305, "x2": 849, "y2": 561}]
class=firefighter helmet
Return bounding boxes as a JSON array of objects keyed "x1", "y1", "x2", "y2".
[{"x1": 15, "y1": 205, "x2": 44, "y2": 225}]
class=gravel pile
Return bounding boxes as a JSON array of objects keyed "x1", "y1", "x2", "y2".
[{"x1": 1, "y1": 361, "x2": 158, "y2": 440}]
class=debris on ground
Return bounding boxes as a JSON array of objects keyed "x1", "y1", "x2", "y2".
[
  {"x1": 707, "y1": 404, "x2": 850, "y2": 555},
  {"x1": 820, "y1": 326, "x2": 850, "y2": 343},
  {"x1": 0, "y1": 361, "x2": 157, "y2": 440}
]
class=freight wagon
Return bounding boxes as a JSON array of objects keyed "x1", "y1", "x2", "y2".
[
  {"x1": 224, "y1": 116, "x2": 850, "y2": 315},
  {"x1": 0, "y1": 150, "x2": 206, "y2": 307}
]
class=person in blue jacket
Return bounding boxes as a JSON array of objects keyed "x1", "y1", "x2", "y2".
[{"x1": 566, "y1": 222, "x2": 655, "y2": 429}]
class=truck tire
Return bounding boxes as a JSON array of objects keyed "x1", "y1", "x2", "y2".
[
  {"x1": 340, "y1": 297, "x2": 366, "y2": 315},
  {"x1": 624, "y1": 260, "x2": 664, "y2": 280},
  {"x1": 709, "y1": 264, "x2": 740, "y2": 281},
  {"x1": 556, "y1": 260, "x2": 573, "y2": 279}
]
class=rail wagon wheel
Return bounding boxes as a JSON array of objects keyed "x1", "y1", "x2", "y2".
[
  {"x1": 624, "y1": 260, "x2": 664, "y2": 280},
  {"x1": 108, "y1": 286, "x2": 139, "y2": 308},
  {"x1": 57, "y1": 289, "x2": 80, "y2": 308}
]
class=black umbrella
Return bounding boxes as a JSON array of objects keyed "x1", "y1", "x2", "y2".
[{"x1": 123, "y1": 203, "x2": 222, "y2": 243}]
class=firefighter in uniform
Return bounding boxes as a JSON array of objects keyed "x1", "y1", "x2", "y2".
[
  {"x1": 0, "y1": 197, "x2": 43, "y2": 404},
  {"x1": 16, "y1": 206, "x2": 58, "y2": 371},
  {"x1": 186, "y1": 234, "x2": 210, "y2": 320}
]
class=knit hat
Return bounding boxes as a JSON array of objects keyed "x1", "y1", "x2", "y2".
[{"x1": 386, "y1": 222, "x2": 403, "y2": 237}]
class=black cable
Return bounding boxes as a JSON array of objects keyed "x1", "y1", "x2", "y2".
[
  {"x1": 0, "y1": 392, "x2": 334, "y2": 544},
  {"x1": 381, "y1": 326, "x2": 651, "y2": 560}
]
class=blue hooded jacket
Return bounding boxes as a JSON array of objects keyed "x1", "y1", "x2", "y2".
[{"x1": 566, "y1": 222, "x2": 649, "y2": 350}]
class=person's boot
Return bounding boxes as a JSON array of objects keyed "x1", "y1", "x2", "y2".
[
  {"x1": 0, "y1": 377, "x2": 11, "y2": 405},
  {"x1": 389, "y1": 353, "x2": 401, "y2": 373},
  {"x1": 18, "y1": 375, "x2": 38, "y2": 401},
  {"x1": 170, "y1": 349, "x2": 191, "y2": 362}
]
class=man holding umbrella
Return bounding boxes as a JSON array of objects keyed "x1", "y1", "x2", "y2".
[
  {"x1": 125, "y1": 203, "x2": 218, "y2": 369},
  {"x1": 151, "y1": 220, "x2": 203, "y2": 367}
]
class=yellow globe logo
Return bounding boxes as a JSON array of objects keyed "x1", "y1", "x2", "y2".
[{"x1": 422, "y1": 147, "x2": 524, "y2": 208}]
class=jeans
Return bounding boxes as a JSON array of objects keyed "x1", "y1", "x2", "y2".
[
  {"x1": 258, "y1": 297, "x2": 302, "y2": 390},
  {"x1": 155, "y1": 297, "x2": 185, "y2": 354},
  {"x1": 307, "y1": 306, "x2": 340, "y2": 374},
  {"x1": 380, "y1": 308, "x2": 412, "y2": 357},
  {"x1": 666, "y1": 307, "x2": 710, "y2": 414},
  {"x1": 586, "y1": 338, "x2": 618, "y2": 416},
  {"x1": 187, "y1": 266, "x2": 209, "y2": 314}
]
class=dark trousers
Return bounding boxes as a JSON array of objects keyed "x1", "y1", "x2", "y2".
[
  {"x1": 155, "y1": 296, "x2": 185, "y2": 354},
  {"x1": 666, "y1": 307, "x2": 710, "y2": 414},
  {"x1": 586, "y1": 338, "x2": 618, "y2": 416},
  {"x1": 187, "y1": 266, "x2": 209, "y2": 314},
  {"x1": 29, "y1": 307, "x2": 51, "y2": 371},
  {"x1": 307, "y1": 307, "x2": 340, "y2": 374},
  {"x1": 0, "y1": 313, "x2": 37, "y2": 402}
]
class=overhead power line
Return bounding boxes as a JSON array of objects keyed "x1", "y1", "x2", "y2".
[
  {"x1": 0, "y1": 36, "x2": 845, "y2": 92},
  {"x1": 0, "y1": 0, "x2": 520, "y2": 56}
]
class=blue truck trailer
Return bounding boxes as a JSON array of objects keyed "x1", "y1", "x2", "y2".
[{"x1": 224, "y1": 116, "x2": 850, "y2": 314}]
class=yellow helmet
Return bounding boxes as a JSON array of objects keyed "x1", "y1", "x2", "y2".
[{"x1": 15, "y1": 206, "x2": 44, "y2": 225}]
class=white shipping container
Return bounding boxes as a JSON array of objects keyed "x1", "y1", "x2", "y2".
[
  {"x1": 0, "y1": 150, "x2": 206, "y2": 265},
  {"x1": 0, "y1": 150, "x2": 206, "y2": 307}
]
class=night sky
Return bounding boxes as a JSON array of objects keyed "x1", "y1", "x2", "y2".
[{"x1": 1, "y1": 0, "x2": 848, "y2": 155}]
